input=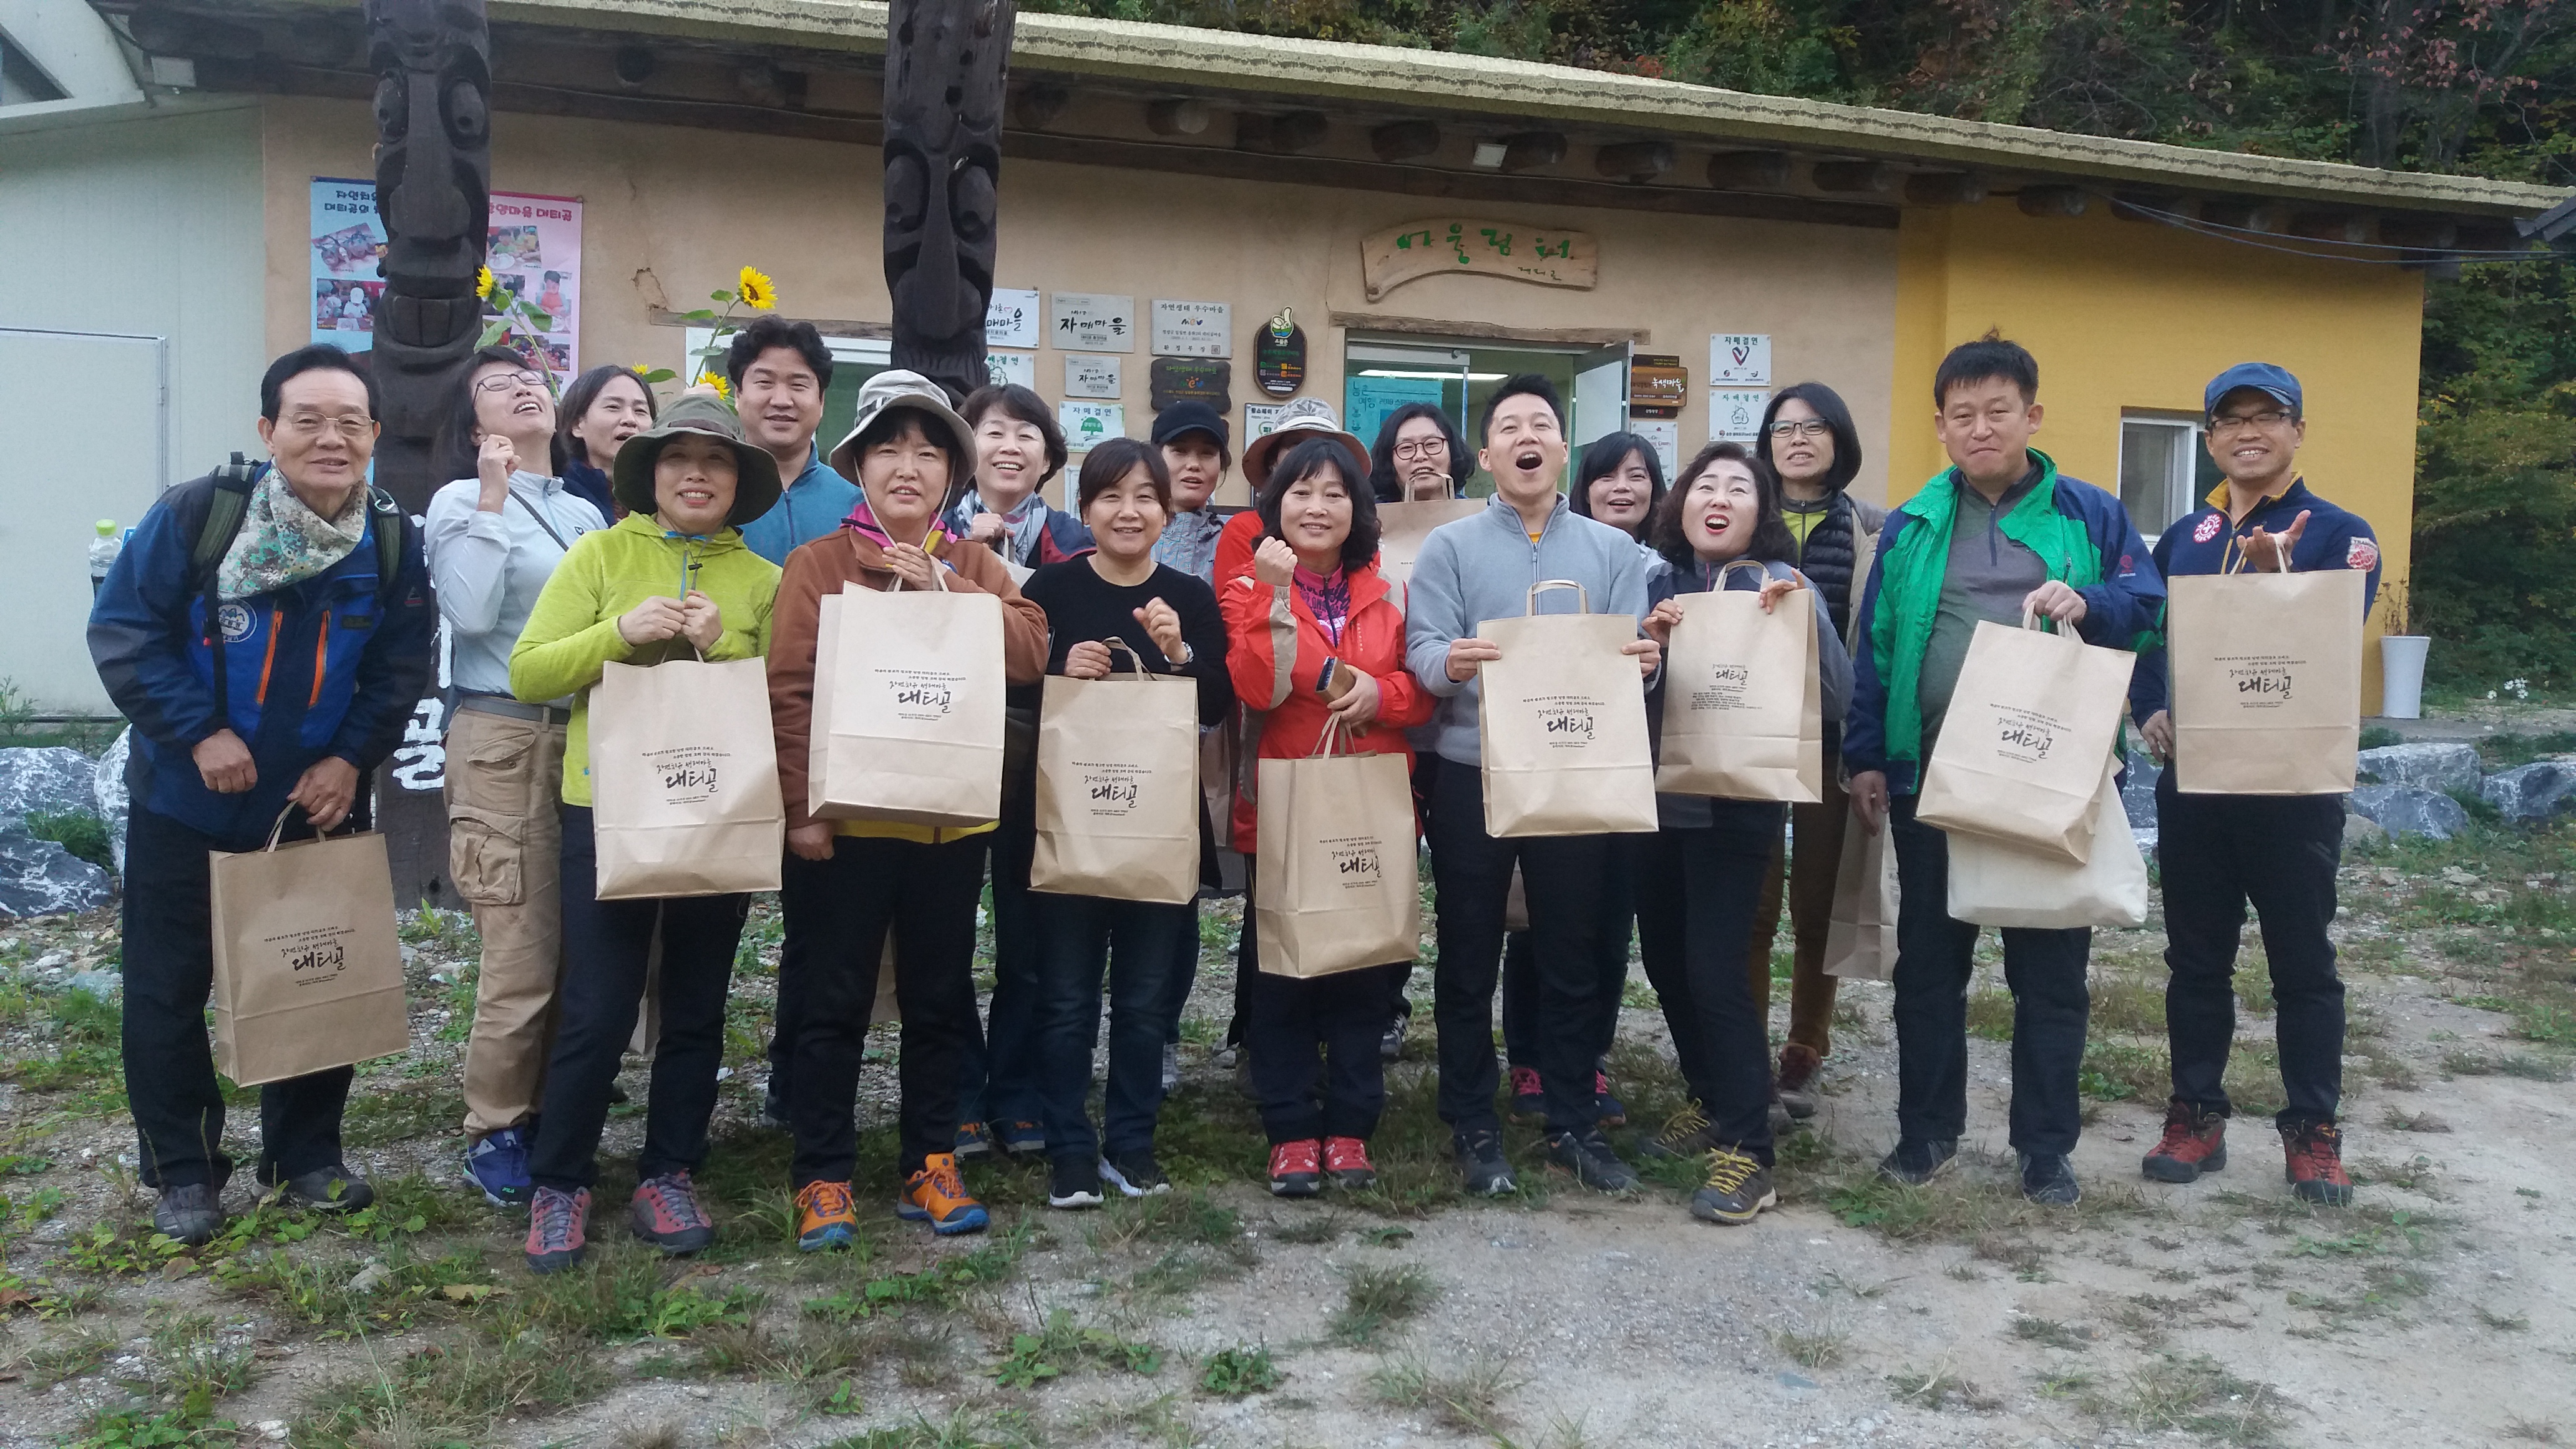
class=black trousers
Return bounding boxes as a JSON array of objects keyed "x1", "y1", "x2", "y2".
[
  {"x1": 123, "y1": 802, "x2": 358, "y2": 1191},
  {"x1": 2156, "y1": 771, "x2": 2346, "y2": 1126},
  {"x1": 958, "y1": 791, "x2": 1045, "y2": 1128},
  {"x1": 781, "y1": 833, "x2": 986, "y2": 1183},
  {"x1": 1425, "y1": 754, "x2": 1616, "y2": 1136},
  {"x1": 529, "y1": 806, "x2": 749, "y2": 1194},
  {"x1": 1239, "y1": 859, "x2": 1405, "y2": 1143},
  {"x1": 1888, "y1": 795, "x2": 2092, "y2": 1155},
  {"x1": 1501, "y1": 844, "x2": 1634, "y2": 1073},
  {"x1": 1633, "y1": 806, "x2": 1782, "y2": 1164}
]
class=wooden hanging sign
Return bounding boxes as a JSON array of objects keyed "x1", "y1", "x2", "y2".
[
  {"x1": 1362, "y1": 219, "x2": 1599, "y2": 302},
  {"x1": 1254, "y1": 308, "x2": 1306, "y2": 397}
]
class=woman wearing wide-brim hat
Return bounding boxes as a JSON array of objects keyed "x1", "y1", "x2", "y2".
[
  {"x1": 507, "y1": 392, "x2": 784, "y2": 1274},
  {"x1": 766, "y1": 370, "x2": 1050, "y2": 1248}
]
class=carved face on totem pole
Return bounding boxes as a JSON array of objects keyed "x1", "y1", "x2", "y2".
[{"x1": 882, "y1": 0, "x2": 1012, "y2": 402}]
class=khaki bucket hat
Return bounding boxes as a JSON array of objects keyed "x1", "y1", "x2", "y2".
[{"x1": 610, "y1": 391, "x2": 784, "y2": 526}]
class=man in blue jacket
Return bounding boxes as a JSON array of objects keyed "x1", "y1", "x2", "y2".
[
  {"x1": 731, "y1": 315, "x2": 859, "y2": 566},
  {"x1": 2130, "y1": 363, "x2": 2379, "y2": 1206},
  {"x1": 1405, "y1": 375, "x2": 1660, "y2": 1196},
  {"x1": 1846, "y1": 334, "x2": 2163, "y2": 1206},
  {"x1": 89, "y1": 344, "x2": 436, "y2": 1244}
]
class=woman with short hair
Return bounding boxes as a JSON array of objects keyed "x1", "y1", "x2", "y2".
[
  {"x1": 1366, "y1": 402, "x2": 1472, "y2": 504},
  {"x1": 943, "y1": 383, "x2": 1091, "y2": 570}
]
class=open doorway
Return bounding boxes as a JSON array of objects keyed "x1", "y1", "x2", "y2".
[{"x1": 1344, "y1": 336, "x2": 1627, "y2": 495}]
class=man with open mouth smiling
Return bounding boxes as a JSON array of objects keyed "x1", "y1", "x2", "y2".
[
  {"x1": 1405, "y1": 375, "x2": 1662, "y2": 1197},
  {"x1": 2127, "y1": 363, "x2": 2381, "y2": 1207}
]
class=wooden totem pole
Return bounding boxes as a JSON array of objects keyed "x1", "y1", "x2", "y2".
[
  {"x1": 882, "y1": 0, "x2": 1015, "y2": 402},
  {"x1": 366, "y1": 0, "x2": 493, "y2": 905}
]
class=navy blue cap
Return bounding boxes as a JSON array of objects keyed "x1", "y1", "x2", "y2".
[
  {"x1": 2203, "y1": 362, "x2": 2302, "y2": 416},
  {"x1": 1150, "y1": 399, "x2": 1229, "y2": 454}
]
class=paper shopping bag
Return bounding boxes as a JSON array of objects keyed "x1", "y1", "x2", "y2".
[
  {"x1": 1256, "y1": 724, "x2": 1422, "y2": 977},
  {"x1": 1821, "y1": 804, "x2": 1898, "y2": 981},
  {"x1": 2168, "y1": 564, "x2": 2366, "y2": 795},
  {"x1": 590, "y1": 655, "x2": 785, "y2": 899},
  {"x1": 1654, "y1": 568, "x2": 1824, "y2": 803},
  {"x1": 1375, "y1": 499, "x2": 1482, "y2": 586},
  {"x1": 210, "y1": 814, "x2": 409, "y2": 1085},
  {"x1": 1946, "y1": 758, "x2": 2147, "y2": 929},
  {"x1": 1915, "y1": 613, "x2": 2134, "y2": 864},
  {"x1": 1476, "y1": 581, "x2": 1658, "y2": 837},
  {"x1": 1032, "y1": 644, "x2": 1204, "y2": 904},
  {"x1": 812, "y1": 577, "x2": 1007, "y2": 828}
]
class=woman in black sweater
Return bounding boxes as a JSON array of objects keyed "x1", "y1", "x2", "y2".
[{"x1": 1020, "y1": 438, "x2": 1232, "y2": 1209}]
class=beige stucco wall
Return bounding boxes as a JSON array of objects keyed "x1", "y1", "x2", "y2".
[{"x1": 258, "y1": 96, "x2": 1901, "y2": 507}]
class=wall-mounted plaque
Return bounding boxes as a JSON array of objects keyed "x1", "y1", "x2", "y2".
[
  {"x1": 1710, "y1": 334, "x2": 1772, "y2": 386},
  {"x1": 1254, "y1": 308, "x2": 1305, "y2": 398},
  {"x1": 1051, "y1": 291, "x2": 1135, "y2": 351},
  {"x1": 986, "y1": 288, "x2": 1040, "y2": 349},
  {"x1": 1711, "y1": 389, "x2": 1770, "y2": 442},
  {"x1": 1629, "y1": 354, "x2": 1687, "y2": 417},
  {"x1": 1065, "y1": 353, "x2": 1122, "y2": 399},
  {"x1": 1149, "y1": 356, "x2": 1232, "y2": 412},
  {"x1": 1151, "y1": 300, "x2": 1231, "y2": 358},
  {"x1": 1361, "y1": 218, "x2": 1599, "y2": 302}
]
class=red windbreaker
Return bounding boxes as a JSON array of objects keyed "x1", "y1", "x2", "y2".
[{"x1": 1219, "y1": 557, "x2": 1433, "y2": 854}]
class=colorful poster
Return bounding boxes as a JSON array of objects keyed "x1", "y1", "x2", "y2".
[
  {"x1": 1345, "y1": 375, "x2": 1444, "y2": 454},
  {"x1": 1151, "y1": 300, "x2": 1231, "y2": 358},
  {"x1": 1051, "y1": 291, "x2": 1135, "y2": 352},
  {"x1": 1065, "y1": 353, "x2": 1121, "y2": 400},
  {"x1": 1709, "y1": 333, "x2": 1772, "y2": 386},
  {"x1": 988, "y1": 288, "x2": 1041, "y2": 349},
  {"x1": 308, "y1": 178, "x2": 582, "y2": 378},
  {"x1": 1058, "y1": 401, "x2": 1125, "y2": 451},
  {"x1": 1711, "y1": 389, "x2": 1769, "y2": 442}
]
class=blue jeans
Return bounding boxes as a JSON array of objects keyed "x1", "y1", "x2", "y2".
[{"x1": 1033, "y1": 891, "x2": 1196, "y2": 1162}]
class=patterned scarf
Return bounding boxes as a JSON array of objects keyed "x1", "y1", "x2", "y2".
[
  {"x1": 1294, "y1": 563, "x2": 1352, "y2": 646},
  {"x1": 957, "y1": 485, "x2": 1048, "y2": 565},
  {"x1": 215, "y1": 468, "x2": 368, "y2": 602}
]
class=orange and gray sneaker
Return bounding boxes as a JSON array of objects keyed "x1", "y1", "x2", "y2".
[
  {"x1": 630, "y1": 1171, "x2": 716, "y2": 1255},
  {"x1": 524, "y1": 1185, "x2": 590, "y2": 1274},
  {"x1": 1324, "y1": 1136, "x2": 1377, "y2": 1190},
  {"x1": 796, "y1": 1180, "x2": 860, "y2": 1251},
  {"x1": 2281, "y1": 1120, "x2": 2354, "y2": 1206},
  {"x1": 2142, "y1": 1101, "x2": 2228, "y2": 1183},
  {"x1": 896, "y1": 1152, "x2": 989, "y2": 1236}
]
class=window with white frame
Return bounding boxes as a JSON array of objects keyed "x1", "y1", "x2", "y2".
[{"x1": 2118, "y1": 413, "x2": 2216, "y2": 540}]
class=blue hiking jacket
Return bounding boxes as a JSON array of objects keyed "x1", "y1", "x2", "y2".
[{"x1": 88, "y1": 467, "x2": 437, "y2": 839}]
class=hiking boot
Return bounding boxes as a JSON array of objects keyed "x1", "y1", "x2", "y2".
[
  {"x1": 1508, "y1": 1065, "x2": 1544, "y2": 1121},
  {"x1": 1689, "y1": 1146, "x2": 1778, "y2": 1226},
  {"x1": 1454, "y1": 1129, "x2": 1518, "y2": 1196},
  {"x1": 630, "y1": 1171, "x2": 716, "y2": 1254},
  {"x1": 1775, "y1": 1043, "x2": 1822, "y2": 1120},
  {"x1": 2282, "y1": 1121, "x2": 2354, "y2": 1207},
  {"x1": 268, "y1": 1164, "x2": 374, "y2": 1214},
  {"x1": 1594, "y1": 1070, "x2": 1627, "y2": 1129},
  {"x1": 1324, "y1": 1136, "x2": 1377, "y2": 1191},
  {"x1": 2020, "y1": 1152, "x2": 2082, "y2": 1206},
  {"x1": 897, "y1": 1153, "x2": 989, "y2": 1235},
  {"x1": 1101, "y1": 1149, "x2": 1172, "y2": 1198},
  {"x1": 995, "y1": 1120, "x2": 1046, "y2": 1158},
  {"x1": 953, "y1": 1120, "x2": 995, "y2": 1161},
  {"x1": 1546, "y1": 1128, "x2": 1639, "y2": 1193},
  {"x1": 1269, "y1": 1139, "x2": 1323, "y2": 1198},
  {"x1": 1161, "y1": 1042, "x2": 1182, "y2": 1095},
  {"x1": 1380, "y1": 1017, "x2": 1405, "y2": 1062},
  {"x1": 463, "y1": 1126, "x2": 533, "y2": 1208},
  {"x1": 758, "y1": 1087, "x2": 790, "y2": 1132},
  {"x1": 524, "y1": 1186, "x2": 589, "y2": 1274},
  {"x1": 152, "y1": 1182, "x2": 224, "y2": 1247},
  {"x1": 1638, "y1": 1103, "x2": 1722, "y2": 1161},
  {"x1": 2142, "y1": 1101, "x2": 2228, "y2": 1184},
  {"x1": 1876, "y1": 1138, "x2": 1958, "y2": 1186},
  {"x1": 1049, "y1": 1156, "x2": 1105, "y2": 1210},
  {"x1": 794, "y1": 1180, "x2": 859, "y2": 1251}
]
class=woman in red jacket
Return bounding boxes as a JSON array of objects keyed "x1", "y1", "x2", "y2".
[{"x1": 1221, "y1": 434, "x2": 1435, "y2": 1198}]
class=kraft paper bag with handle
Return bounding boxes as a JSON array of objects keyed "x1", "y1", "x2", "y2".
[
  {"x1": 590, "y1": 654, "x2": 786, "y2": 899},
  {"x1": 1476, "y1": 580, "x2": 1659, "y2": 837},
  {"x1": 1946, "y1": 756, "x2": 2148, "y2": 929},
  {"x1": 1915, "y1": 608, "x2": 2135, "y2": 865},
  {"x1": 1032, "y1": 640, "x2": 1204, "y2": 904},
  {"x1": 1256, "y1": 721, "x2": 1422, "y2": 978},
  {"x1": 210, "y1": 809, "x2": 410, "y2": 1086},
  {"x1": 2168, "y1": 547, "x2": 2366, "y2": 796},
  {"x1": 1654, "y1": 562, "x2": 1824, "y2": 803},
  {"x1": 812, "y1": 573, "x2": 1007, "y2": 827},
  {"x1": 1375, "y1": 499, "x2": 1483, "y2": 586},
  {"x1": 1821, "y1": 803, "x2": 1898, "y2": 982}
]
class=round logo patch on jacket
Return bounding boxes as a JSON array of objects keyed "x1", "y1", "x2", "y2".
[
  {"x1": 2348, "y1": 536, "x2": 2379, "y2": 572},
  {"x1": 217, "y1": 603, "x2": 254, "y2": 643},
  {"x1": 2192, "y1": 513, "x2": 2224, "y2": 545}
]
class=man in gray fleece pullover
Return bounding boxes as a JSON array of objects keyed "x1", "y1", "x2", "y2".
[{"x1": 1403, "y1": 375, "x2": 1659, "y2": 1197}]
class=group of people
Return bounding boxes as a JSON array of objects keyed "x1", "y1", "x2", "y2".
[{"x1": 87, "y1": 318, "x2": 2378, "y2": 1276}]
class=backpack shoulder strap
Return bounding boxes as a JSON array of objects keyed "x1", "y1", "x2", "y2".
[
  {"x1": 189, "y1": 453, "x2": 261, "y2": 587},
  {"x1": 366, "y1": 485, "x2": 404, "y2": 602}
]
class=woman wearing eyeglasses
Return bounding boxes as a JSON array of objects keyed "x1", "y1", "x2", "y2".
[
  {"x1": 424, "y1": 346, "x2": 605, "y2": 1210},
  {"x1": 1745, "y1": 383, "x2": 1883, "y2": 1127}
]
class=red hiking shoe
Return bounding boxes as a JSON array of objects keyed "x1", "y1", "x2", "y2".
[
  {"x1": 1324, "y1": 1136, "x2": 1377, "y2": 1191},
  {"x1": 2142, "y1": 1102, "x2": 2228, "y2": 1183},
  {"x1": 1269, "y1": 1139, "x2": 1322, "y2": 1198},
  {"x1": 1508, "y1": 1066, "x2": 1544, "y2": 1121},
  {"x1": 524, "y1": 1186, "x2": 589, "y2": 1274},
  {"x1": 2282, "y1": 1121, "x2": 2354, "y2": 1206}
]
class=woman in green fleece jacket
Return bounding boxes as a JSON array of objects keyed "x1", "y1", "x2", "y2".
[{"x1": 505, "y1": 393, "x2": 783, "y2": 1274}]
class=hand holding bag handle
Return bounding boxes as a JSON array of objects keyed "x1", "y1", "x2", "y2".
[
  {"x1": 1101, "y1": 638, "x2": 1151, "y2": 681},
  {"x1": 2221, "y1": 530, "x2": 2293, "y2": 576},
  {"x1": 261, "y1": 802, "x2": 358, "y2": 849}
]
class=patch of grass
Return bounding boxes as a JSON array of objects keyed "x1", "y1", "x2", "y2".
[
  {"x1": 1620, "y1": 978, "x2": 1660, "y2": 1010},
  {"x1": 819, "y1": 1406, "x2": 1042, "y2": 1449},
  {"x1": 2080, "y1": 1040, "x2": 2170, "y2": 1103},
  {"x1": 1370, "y1": 1353, "x2": 1517, "y2": 1440},
  {"x1": 1885, "y1": 1360, "x2": 2002, "y2": 1412},
  {"x1": 1198, "y1": 1342, "x2": 1282, "y2": 1397},
  {"x1": 2012, "y1": 1315, "x2": 2092, "y2": 1351},
  {"x1": 1823, "y1": 1155, "x2": 2143, "y2": 1243},
  {"x1": 2079, "y1": 1352, "x2": 2291, "y2": 1446},
  {"x1": 2379, "y1": 1105, "x2": 2451, "y2": 1133},
  {"x1": 1330, "y1": 1263, "x2": 1437, "y2": 1347},
  {"x1": 27, "y1": 1325, "x2": 115, "y2": 1384},
  {"x1": 65, "y1": 1403, "x2": 240, "y2": 1449},
  {"x1": 990, "y1": 1306, "x2": 1161, "y2": 1388},
  {"x1": 296, "y1": 1328, "x2": 615, "y2": 1447},
  {"x1": 802, "y1": 1232, "x2": 1023, "y2": 1321},
  {"x1": 1086, "y1": 1188, "x2": 1244, "y2": 1255},
  {"x1": 2502, "y1": 1416, "x2": 2564, "y2": 1443},
  {"x1": 2091, "y1": 970, "x2": 2167, "y2": 1034},
  {"x1": 24, "y1": 808, "x2": 114, "y2": 871},
  {"x1": 2477, "y1": 1307, "x2": 2532, "y2": 1332},
  {"x1": 1770, "y1": 1327, "x2": 1848, "y2": 1368},
  {"x1": 1965, "y1": 988, "x2": 2014, "y2": 1042}
]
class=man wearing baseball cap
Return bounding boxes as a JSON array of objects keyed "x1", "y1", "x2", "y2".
[{"x1": 2130, "y1": 361, "x2": 2381, "y2": 1206}]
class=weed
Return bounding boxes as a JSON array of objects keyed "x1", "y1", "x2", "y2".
[
  {"x1": 1330, "y1": 1263, "x2": 1437, "y2": 1347},
  {"x1": 2012, "y1": 1316, "x2": 2092, "y2": 1351},
  {"x1": 1087, "y1": 1188, "x2": 1245, "y2": 1257},
  {"x1": 2080, "y1": 1040, "x2": 2169, "y2": 1102},
  {"x1": 1621, "y1": 978, "x2": 1661, "y2": 1010},
  {"x1": 2497, "y1": 1051, "x2": 2574, "y2": 1081},
  {"x1": 802, "y1": 1233, "x2": 1022, "y2": 1320},
  {"x1": 990, "y1": 1306, "x2": 1161, "y2": 1387},
  {"x1": 1965, "y1": 989, "x2": 2014, "y2": 1041},
  {"x1": 24, "y1": 809, "x2": 114, "y2": 871},
  {"x1": 2503, "y1": 1417, "x2": 2564, "y2": 1443},
  {"x1": 28, "y1": 1325, "x2": 115, "y2": 1384},
  {"x1": 2379, "y1": 1105, "x2": 2451, "y2": 1133},
  {"x1": 1885, "y1": 1360, "x2": 2001, "y2": 1412},
  {"x1": 2477, "y1": 1307, "x2": 2533, "y2": 1332},
  {"x1": 1263, "y1": 1212, "x2": 1343, "y2": 1246},
  {"x1": 1198, "y1": 1342, "x2": 1282, "y2": 1397},
  {"x1": 296, "y1": 1329, "x2": 615, "y2": 1447},
  {"x1": 819, "y1": 1406, "x2": 1042, "y2": 1449},
  {"x1": 1770, "y1": 1327, "x2": 1848, "y2": 1368},
  {"x1": 1370, "y1": 1353, "x2": 1517, "y2": 1438},
  {"x1": 2080, "y1": 1352, "x2": 2290, "y2": 1446},
  {"x1": 65, "y1": 1403, "x2": 240, "y2": 1449},
  {"x1": 1362, "y1": 1224, "x2": 1416, "y2": 1248}
]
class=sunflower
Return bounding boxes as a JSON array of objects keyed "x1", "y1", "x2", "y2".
[
  {"x1": 699, "y1": 371, "x2": 731, "y2": 401},
  {"x1": 736, "y1": 266, "x2": 778, "y2": 311},
  {"x1": 475, "y1": 265, "x2": 495, "y2": 300}
]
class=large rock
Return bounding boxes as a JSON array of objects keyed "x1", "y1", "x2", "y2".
[
  {"x1": 92, "y1": 729, "x2": 130, "y2": 874},
  {"x1": 2349, "y1": 784, "x2": 2471, "y2": 841},
  {"x1": 0, "y1": 746, "x2": 99, "y2": 826},
  {"x1": 2343, "y1": 812, "x2": 2388, "y2": 849},
  {"x1": 2355, "y1": 743, "x2": 2482, "y2": 796},
  {"x1": 2481, "y1": 760, "x2": 2576, "y2": 823},
  {"x1": 0, "y1": 821, "x2": 114, "y2": 917}
]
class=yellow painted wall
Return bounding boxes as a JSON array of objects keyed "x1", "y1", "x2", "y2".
[{"x1": 1890, "y1": 198, "x2": 2424, "y2": 698}]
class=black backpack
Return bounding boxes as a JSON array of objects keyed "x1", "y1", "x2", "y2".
[{"x1": 188, "y1": 452, "x2": 406, "y2": 710}]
